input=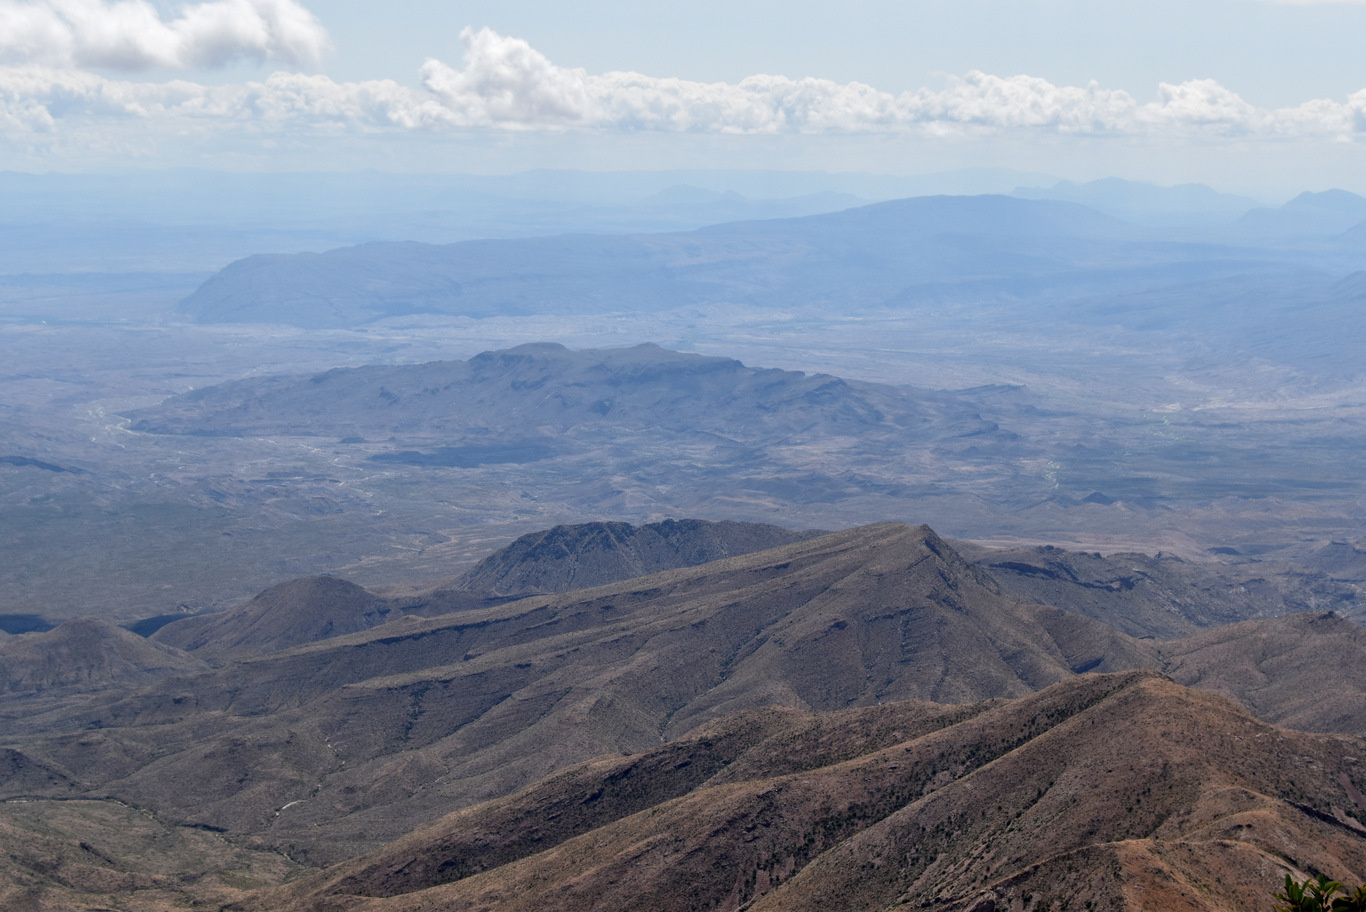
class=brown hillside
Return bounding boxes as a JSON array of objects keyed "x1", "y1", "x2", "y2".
[
  {"x1": 1, "y1": 526, "x2": 1366, "y2": 910},
  {"x1": 3, "y1": 524, "x2": 1366, "y2": 879},
  {"x1": 958, "y1": 540, "x2": 1364, "y2": 637},
  {"x1": 246, "y1": 672, "x2": 1366, "y2": 912},
  {"x1": 0, "y1": 618, "x2": 203, "y2": 695},
  {"x1": 1160, "y1": 610, "x2": 1366, "y2": 734},
  {"x1": 0, "y1": 797, "x2": 300, "y2": 912},
  {"x1": 152, "y1": 575, "x2": 405, "y2": 660},
  {"x1": 0, "y1": 523, "x2": 1153, "y2": 864},
  {"x1": 452, "y1": 518, "x2": 821, "y2": 596}
]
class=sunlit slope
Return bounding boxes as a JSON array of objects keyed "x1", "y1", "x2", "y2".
[{"x1": 249, "y1": 672, "x2": 1366, "y2": 912}]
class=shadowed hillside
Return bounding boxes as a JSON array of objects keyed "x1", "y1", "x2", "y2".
[
  {"x1": 152, "y1": 575, "x2": 397, "y2": 659},
  {"x1": 0, "y1": 523, "x2": 1156, "y2": 864},
  {"x1": 151, "y1": 575, "x2": 499, "y2": 662},
  {"x1": 246, "y1": 672, "x2": 1366, "y2": 912},
  {"x1": 2, "y1": 523, "x2": 1366, "y2": 909}
]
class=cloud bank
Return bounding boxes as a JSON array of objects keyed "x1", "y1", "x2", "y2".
[
  {"x1": 414, "y1": 29, "x2": 1366, "y2": 138},
  {"x1": 1, "y1": 26, "x2": 1364, "y2": 148},
  {"x1": 0, "y1": 0, "x2": 328, "y2": 70}
]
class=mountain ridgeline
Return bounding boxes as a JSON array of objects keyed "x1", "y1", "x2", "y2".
[
  {"x1": 175, "y1": 191, "x2": 1366, "y2": 382},
  {"x1": 451, "y1": 517, "x2": 820, "y2": 595},
  {"x1": 9, "y1": 173, "x2": 1366, "y2": 912},
  {"x1": 178, "y1": 195, "x2": 1131, "y2": 327},
  {"x1": 126, "y1": 342, "x2": 974, "y2": 442},
  {"x1": 251, "y1": 671, "x2": 1366, "y2": 912},
  {"x1": 0, "y1": 520, "x2": 1365, "y2": 911},
  {"x1": 149, "y1": 518, "x2": 817, "y2": 661}
]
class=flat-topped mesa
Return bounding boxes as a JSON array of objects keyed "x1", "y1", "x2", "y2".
[{"x1": 123, "y1": 342, "x2": 972, "y2": 444}]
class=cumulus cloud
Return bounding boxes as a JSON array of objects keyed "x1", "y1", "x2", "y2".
[
  {"x1": 420, "y1": 27, "x2": 593, "y2": 126},
  {"x1": 0, "y1": 0, "x2": 328, "y2": 70},
  {"x1": 1, "y1": 25, "x2": 1365, "y2": 150},
  {"x1": 411, "y1": 28, "x2": 1366, "y2": 140},
  {"x1": 0, "y1": 63, "x2": 457, "y2": 133}
]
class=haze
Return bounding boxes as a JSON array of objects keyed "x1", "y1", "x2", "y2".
[{"x1": 2, "y1": 2, "x2": 1366, "y2": 910}]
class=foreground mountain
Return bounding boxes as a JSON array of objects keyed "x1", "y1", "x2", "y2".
[
  {"x1": 4, "y1": 522, "x2": 1366, "y2": 873},
  {"x1": 2, "y1": 523, "x2": 1366, "y2": 909},
  {"x1": 10, "y1": 673, "x2": 1365, "y2": 911},
  {"x1": 0, "y1": 796, "x2": 298, "y2": 912},
  {"x1": 5, "y1": 524, "x2": 1155, "y2": 864},
  {"x1": 147, "y1": 519, "x2": 822, "y2": 661},
  {"x1": 246, "y1": 672, "x2": 1366, "y2": 912},
  {"x1": 1158, "y1": 610, "x2": 1366, "y2": 734}
]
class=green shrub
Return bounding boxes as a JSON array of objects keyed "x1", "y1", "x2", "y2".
[{"x1": 1274, "y1": 875, "x2": 1366, "y2": 912}]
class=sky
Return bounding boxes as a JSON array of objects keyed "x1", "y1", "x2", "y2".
[{"x1": 1, "y1": 0, "x2": 1365, "y2": 193}]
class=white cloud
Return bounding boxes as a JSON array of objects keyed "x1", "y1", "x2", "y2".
[
  {"x1": 0, "y1": 25, "x2": 1364, "y2": 158},
  {"x1": 420, "y1": 27, "x2": 593, "y2": 127},
  {"x1": 0, "y1": 0, "x2": 329, "y2": 70},
  {"x1": 412, "y1": 29, "x2": 1366, "y2": 141},
  {"x1": 0, "y1": 63, "x2": 455, "y2": 132}
]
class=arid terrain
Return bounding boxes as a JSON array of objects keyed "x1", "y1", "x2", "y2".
[
  {"x1": 6, "y1": 335, "x2": 1366, "y2": 628},
  {"x1": 1, "y1": 521, "x2": 1365, "y2": 909},
  {"x1": 4, "y1": 184, "x2": 1366, "y2": 909}
]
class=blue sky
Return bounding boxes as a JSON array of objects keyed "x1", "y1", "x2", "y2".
[
  {"x1": 311, "y1": 0, "x2": 1366, "y2": 107},
  {"x1": 2, "y1": 0, "x2": 1365, "y2": 193}
]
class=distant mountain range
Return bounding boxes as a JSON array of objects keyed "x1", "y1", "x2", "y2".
[
  {"x1": 9, "y1": 335, "x2": 1366, "y2": 627},
  {"x1": 7, "y1": 172, "x2": 1366, "y2": 910},
  {"x1": 178, "y1": 189, "x2": 1366, "y2": 331},
  {"x1": 1014, "y1": 177, "x2": 1262, "y2": 226},
  {"x1": 178, "y1": 194, "x2": 1127, "y2": 327},
  {"x1": 126, "y1": 341, "x2": 999, "y2": 449}
]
